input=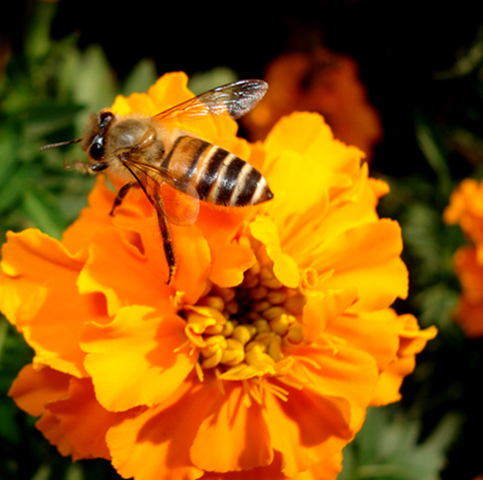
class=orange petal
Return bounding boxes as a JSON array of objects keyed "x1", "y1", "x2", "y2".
[
  {"x1": 1, "y1": 230, "x2": 83, "y2": 323},
  {"x1": 147, "y1": 71, "x2": 192, "y2": 112},
  {"x1": 47, "y1": 377, "x2": 122, "y2": 460},
  {"x1": 169, "y1": 223, "x2": 211, "y2": 303},
  {"x1": 290, "y1": 344, "x2": 378, "y2": 431},
  {"x1": 370, "y1": 314, "x2": 437, "y2": 406},
  {"x1": 112, "y1": 194, "x2": 212, "y2": 303},
  {"x1": 61, "y1": 176, "x2": 116, "y2": 254},
  {"x1": 302, "y1": 288, "x2": 358, "y2": 343},
  {"x1": 107, "y1": 372, "x2": 219, "y2": 480},
  {"x1": 81, "y1": 306, "x2": 197, "y2": 411},
  {"x1": 196, "y1": 203, "x2": 252, "y2": 248},
  {"x1": 0, "y1": 230, "x2": 103, "y2": 376},
  {"x1": 36, "y1": 409, "x2": 74, "y2": 457},
  {"x1": 201, "y1": 451, "x2": 286, "y2": 480},
  {"x1": 263, "y1": 383, "x2": 351, "y2": 478},
  {"x1": 77, "y1": 226, "x2": 172, "y2": 317},
  {"x1": 326, "y1": 309, "x2": 405, "y2": 373},
  {"x1": 8, "y1": 364, "x2": 75, "y2": 458},
  {"x1": 191, "y1": 382, "x2": 273, "y2": 472},
  {"x1": 292, "y1": 452, "x2": 343, "y2": 480},
  {"x1": 210, "y1": 242, "x2": 255, "y2": 287},
  {"x1": 8, "y1": 364, "x2": 70, "y2": 416},
  {"x1": 112, "y1": 92, "x2": 157, "y2": 117},
  {"x1": 312, "y1": 219, "x2": 408, "y2": 310}
]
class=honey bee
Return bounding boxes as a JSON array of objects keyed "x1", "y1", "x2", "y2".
[{"x1": 41, "y1": 79, "x2": 274, "y2": 284}]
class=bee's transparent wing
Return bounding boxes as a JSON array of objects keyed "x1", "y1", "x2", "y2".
[
  {"x1": 154, "y1": 79, "x2": 268, "y2": 122},
  {"x1": 154, "y1": 170, "x2": 200, "y2": 227},
  {"x1": 124, "y1": 157, "x2": 200, "y2": 226}
]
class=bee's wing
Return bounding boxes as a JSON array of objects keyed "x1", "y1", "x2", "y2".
[
  {"x1": 154, "y1": 170, "x2": 200, "y2": 227},
  {"x1": 124, "y1": 158, "x2": 200, "y2": 226},
  {"x1": 154, "y1": 79, "x2": 268, "y2": 122}
]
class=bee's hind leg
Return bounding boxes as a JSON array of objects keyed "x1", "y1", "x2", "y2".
[
  {"x1": 110, "y1": 182, "x2": 137, "y2": 216},
  {"x1": 153, "y1": 190, "x2": 176, "y2": 285}
]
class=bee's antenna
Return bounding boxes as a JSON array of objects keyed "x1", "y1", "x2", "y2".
[{"x1": 40, "y1": 138, "x2": 82, "y2": 151}]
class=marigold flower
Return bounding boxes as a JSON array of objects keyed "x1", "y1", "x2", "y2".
[
  {"x1": 444, "y1": 178, "x2": 483, "y2": 337},
  {"x1": 242, "y1": 47, "x2": 383, "y2": 161},
  {"x1": 1, "y1": 72, "x2": 435, "y2": 479}
]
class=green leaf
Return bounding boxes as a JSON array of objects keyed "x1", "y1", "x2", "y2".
[
  {"x1": 339, "y1": 407, "x2": 460, "y2": 480},
  {"x1": 0, "y1": 128, "x2": 18, "y2": 188},
  {"x1": 0, "y1": 166, "x2": 33, "y2": 215},
  {"x1": 72, "y1": 45, "x2": 119, "y2": 119},
  {"x1": 24, "y1": 2, "x2": 58, "y2": 60},
  {"x1": 188, "y1": 67, "x2": 239, "y2": 95},
  {"x1": 122, "y1": 58, "x2": 158, "y2": 97},
  {"x1": 22, "y1": 187, "x2": 68, "y2": 239},
  {"x1": 0, "y1": 401, "x2": 21, "y2": 444},
  {"x1": 65, "y1": 464, "x2": 84, "y2": 480},
  {"x1": 415, "y1": 113, "x2": 452, "y2": 197},
  {"x1": 414, "y1": 283, "x2": 459, "y2": 330}
]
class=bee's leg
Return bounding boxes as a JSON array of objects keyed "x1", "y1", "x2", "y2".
[
  {"x1": 64, "y1": 160, "x2": 103, "y2": 174},
  {"x1": 153, "y1": 190, "x2": 176, "y2": 285},
  {"x1": 110, "y1": 182, "x2": 137, "y2": 216}
]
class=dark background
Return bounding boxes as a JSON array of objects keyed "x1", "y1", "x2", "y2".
[{"x1": 2, "y1": 1, "x2": 483, "y2": 479}]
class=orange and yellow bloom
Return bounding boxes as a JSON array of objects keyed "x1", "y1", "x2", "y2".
[
  {"x1": 1, "y1": 72, "x2": 435, "y2": 479},
  {"x1": 444, "y1": 178, "x2": 483, "y2": 337}
]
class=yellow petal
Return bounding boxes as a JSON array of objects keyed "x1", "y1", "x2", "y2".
[
  {"x1": 82, "y1": 306, "x2": 196, "y2": 411},
  {"x1": 250, "y1": 216, "x2": 299, "y2": 288}
]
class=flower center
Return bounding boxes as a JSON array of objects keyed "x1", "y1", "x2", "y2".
[{"x1": 182, "y1": 248, "x2": 306, "y2": 378}]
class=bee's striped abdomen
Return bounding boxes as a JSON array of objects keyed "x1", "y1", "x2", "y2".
[{"x1": 162, "y1": 135, "x2": 273, "y2": 207}]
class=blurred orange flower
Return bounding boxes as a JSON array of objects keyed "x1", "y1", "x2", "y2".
[
  {"x1": 1, "y1": 72, "x2": 434, "y2": 480},
  {"x1": 444, "y1": 179, "x2": 483, "y2": 337},
  {"x1": 243, "y1": 47, "x2": 383, "y2": 161}
]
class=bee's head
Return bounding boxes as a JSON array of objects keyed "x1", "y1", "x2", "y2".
[{"x1": 83, "y1": 110, "x2": 115, "y2": 162}]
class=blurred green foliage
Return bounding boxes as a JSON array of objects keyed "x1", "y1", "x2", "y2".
[
  {"x1": 340, "y1": 407, "x2": 461, "y2": 480},
  {"x1": 0, "y1": 2, "x2": 159, "y2": 244},
  {"x1": 2, "y1": 1, "x2": 483, "y2": 480}
]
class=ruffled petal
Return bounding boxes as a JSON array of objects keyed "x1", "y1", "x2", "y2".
[
  {"x1": 8, "y1": 364, "x2": 70, "y2": 416},
  {"x1": 46, "y1": 377, "x2": 121, "y2": 460},
  {"x1": 250, "y1": 216, "x2": 299, "y2": 288},
  {"x1": 0, "y1": 230, "x2": 104, "y2": 376},
  {"x1": 326, "y1": 309, "x2": 404, "y2": 373},
  {"x1": 292, "y1": 453, "x2": 343, "y2": 480},
  {"x1": 302, "y1": 288, "x2": 358, "y2": 343},
  {"x1": 36, "y1": 409, "x2": 74, "y2": 457},
  {"x1": 210, "y1": 242, "x2": 255, "y2": 287},
  {"x1": 262, "y1": 112, "x2": 362, "y2": 222},
  {"x1": 82, "y1": 306, "x2": 197, "y2": 411},
  {"x1": 263, "y1": 384, "x2": 351, "y2": 478},
  {"x1": 191, "y1": 382, "x2": 273, "y2": 472},
  {"x1": 370, "y1": 314, "x2": 437, "y2": 405},
  {"x1": 107, "y1": 373, "x2": 219, "y2": 480},
  {"x1": 201, "y1": 452, "x2": 285, "y2": 480},
  {"x1": 61, "y1": 176, "x2": 117, "y2": 254},
  {"x1": 312, "y1": 219, "x2": 408, "y2": 310},
  {"x1": 77, "y1": 226, "x2": 172, "y2": 317}
]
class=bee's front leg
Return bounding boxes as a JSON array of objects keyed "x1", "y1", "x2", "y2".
[{"x1": 110, "y1": 182, "x2": 137, "y2": 216}]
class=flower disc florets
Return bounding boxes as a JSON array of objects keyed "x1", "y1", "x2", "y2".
[{"x1": 184, "y1": 237, "x2": 306, "y2": 382}]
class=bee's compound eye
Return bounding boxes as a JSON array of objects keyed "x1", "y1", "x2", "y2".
[
  {"x1": 99, "y1": 112, "x2": 114, "y2": 129},
  {"x1": 89, "y1": 135, "x2": 104, "y2": 160}
]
